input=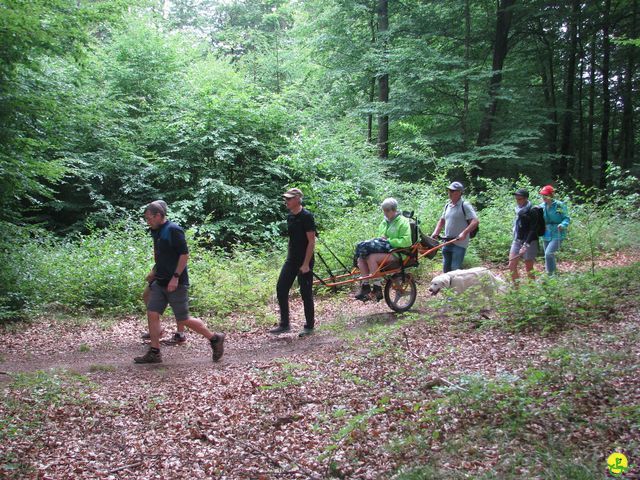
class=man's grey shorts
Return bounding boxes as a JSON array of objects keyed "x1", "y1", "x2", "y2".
[
  {"x1": 510, "y1": 239, "x2": 538, "y2": 261},
  {"x1": 147, "y1": 281, "x2": 190, "y2": 321}
]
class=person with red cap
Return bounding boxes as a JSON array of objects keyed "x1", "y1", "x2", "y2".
[{"x1": 539, "y1": 185, "x2": 570, "y2": 274}]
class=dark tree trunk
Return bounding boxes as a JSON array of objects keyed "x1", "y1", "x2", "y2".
[
  {"x1": 368, "y1": 11, "x2": 377, "y2": 145},
  {"x1": 585, "y1": 34, "x2": 596, "y2": 186},
  {"x1": 621, "y1": 0, "x2": 637, "y2": 169},
  {"x1": 600, "y1": 0, "x2": 611, "y2": 188},
  {"x1": 537, "y1": 19, "x2": 558, "y2": 157},
  {"x1": 377, "y1": 0, "x2": 389, "y2": 159},
  {"x1": 368, "y1": 78, "x2": 375, "y2": 144},
  {"x1": 462, "y1": 0, "x2": 471, "y2": 147},
  {"x1": 557, "y1": 0, "x2": 581, "y2": 179},
  {"x1": 476, "y1": 0, "x2": 517, "y2": 154},
  {"x1": 576, "y1": 33, "x2": 586, "y2": 179}
]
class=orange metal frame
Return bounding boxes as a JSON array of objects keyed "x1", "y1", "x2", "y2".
[{"x1": 314, "y1": 238, "x2": 458, "y2": 288}]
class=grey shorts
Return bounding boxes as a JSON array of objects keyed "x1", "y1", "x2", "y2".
[
  {"x1": 510, "y1": 239, "x2": 538, "y2": 261},
  {"x1": 147, "y1": 281, "x2": 190, "y2": 321}
]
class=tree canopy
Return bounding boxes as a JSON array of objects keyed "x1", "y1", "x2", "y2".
[{"x1": 0, "y1": 0, "x2": 638, "y2": 240}]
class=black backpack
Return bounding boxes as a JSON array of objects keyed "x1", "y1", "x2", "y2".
[
  {"x1": 460, "y1": 201, "x2": 479, "y2": 239},
  {"x1": 402, "y1": 210, "x2": 419, "y2": 244},
  {"x1": 530, "y1": 205, "x2": 546, "y2": 237}
]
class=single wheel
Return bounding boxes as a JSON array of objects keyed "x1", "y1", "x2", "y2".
[{"x1": 384, "y1": 273, "x2": 417, "y2": 313}]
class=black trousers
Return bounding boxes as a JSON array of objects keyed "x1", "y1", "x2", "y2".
[{"x1": 276, "y1": 260, "x2": 314, "y2": 329}]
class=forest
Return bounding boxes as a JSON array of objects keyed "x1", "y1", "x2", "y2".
[{"x1": 1, "y1": 0, "x2": 639, "y2": 478}]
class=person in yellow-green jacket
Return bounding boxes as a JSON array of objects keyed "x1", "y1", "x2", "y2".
[{"x1": 354, "y1": 198, "x2": 412, "y2": 301}]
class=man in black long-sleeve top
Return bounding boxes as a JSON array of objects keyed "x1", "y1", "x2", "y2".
[{"x1": 509, "y1": 189, "x2": 540, "y2": 283}]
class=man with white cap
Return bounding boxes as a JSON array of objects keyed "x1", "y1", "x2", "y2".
[
  {"x1": 270, "y1": 188, "x2": 316, "y2": 337},
  {"x1": 431, "y1": 181, "x2": 479, "y2": 273}
]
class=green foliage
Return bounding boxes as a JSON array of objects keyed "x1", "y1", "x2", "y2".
[
  {"x1": 440, "y1": 263, "x2": 640, "y2": 333},
  {"x1": 187, "y1": 244, "x2": 282, "y2": 324},
  {"x1": 0, "y1": 221, "x2": 286, "y2": 324},
  {"x1": 0, "y1": 221, "x2": 149, "y2": 319},
  {"x1": 0, "y1": 0, "x2": 127, "y2": 221}
]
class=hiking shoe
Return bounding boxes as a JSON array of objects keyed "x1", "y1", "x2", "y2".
[
  {"x1": 298, "y1": 327, "x2": 314, "y2": 337},
  {"x1": 372, "y1": 285, "x2": 383, "y2": 301},
  {"x1": 134, "y1": 348, "x2": 162, "y2": 364},
  {"x1": 161, "y1": 332, "x2": 187, "y2": 346},
  {"x1": 355, "y1": 284, "x2": 371, "y2": 300},
  {"x1": 269, "y1": 325, "x2": 291, "y2": 334},
  {"x1": 210, "y1": 333, "x2": 225, "y2": 362}
]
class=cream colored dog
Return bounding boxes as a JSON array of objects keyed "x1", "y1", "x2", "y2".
[{"x1": 428, "y1": 267, "x2": 506, "y2": 295}]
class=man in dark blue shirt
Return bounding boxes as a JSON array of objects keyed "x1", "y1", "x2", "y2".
[
  {"x1": 270, "y1": 188, "x2": 316, "y2": 337},
  {"x1": 134, "y1": 201, "x2": 225, "y2": 364}
]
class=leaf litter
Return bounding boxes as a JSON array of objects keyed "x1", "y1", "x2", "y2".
[{"x1": 1, "y1": 252, "x2": 638, "y2": 479}]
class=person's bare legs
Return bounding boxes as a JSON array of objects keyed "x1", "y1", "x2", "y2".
[
  {"x1": 524, "y1": 259, "x2": 535, "y2": 279},
  {"x1": 509, "y1": 255, "x2": 520, "y2": 284},
  {"x1": 366, "y1": 253, "x2": 395, "y2": 275},
  {"x1": 357, "y1": 257, "x2": 369, "y2": 276},
  {"x1": 178, "y1": 317, "x2": 214, "y2": 340},
  {"x1": 147, "y1": 311, "x2": 163, "y2": 349}
]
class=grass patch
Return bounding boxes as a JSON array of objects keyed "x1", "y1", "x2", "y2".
[
  {"x1": 389, "y1": 344, "x2": 636, "y2": 479},
  {"x1": 433, "y1": 263, "x2": 640, "y2": 333}
]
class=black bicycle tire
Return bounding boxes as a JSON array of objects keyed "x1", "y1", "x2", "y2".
[{"x1": 384, "y1": 273, "x2": 417, "y2": 313}]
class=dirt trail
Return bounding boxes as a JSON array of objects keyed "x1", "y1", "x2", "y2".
[
  {"x1": 1, "y1": 250, "x2": 637, "y2": 379},
  {"x1": 0, "y1": 292, "x2": 387, "y2": 380}
]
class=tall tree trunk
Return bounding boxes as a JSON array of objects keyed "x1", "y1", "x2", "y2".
[
  {"x1": 600, "y1": 0, "x2": 611, "y2": 188},
  {"x1": 462, "y1": 0, "x2": 471, "y2": 147},
  {"x1": 621, "y1": 0, "x2": 637, "y2": 169},
  {"x1": 368, "y1": 11, "x2": 377, "y2": 145},
  {"x1": 557, "y1": 0, "x2": 581, "y2": 179},
  {"x1": 576, "y1": 34, "x2": 586, "y2": 180},
  {"x1": 377, "y1": 0, "x2": 389, "y2": 159},
  {"x1": 476, "y1": 0, "x2": 516, "y2": 155},
  {"x1": 585, "y1": 34, "x2": 596, "y2": 186},
  {"x1": 537, "y1": 19, "x2": 558, "y2": 157},
  {"x1": 368, "y1": 78, "x2": 375, "y2": 144}
]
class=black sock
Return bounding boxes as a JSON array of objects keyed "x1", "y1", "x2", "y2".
[{"x1": 150, "y1": 347, "x2": 160, "y2": 353}]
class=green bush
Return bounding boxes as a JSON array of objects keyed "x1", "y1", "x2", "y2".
[
  {"x1": 438, "y1": 263, "x2": 640, "y2": 333},
  {"x1": 188, "y1": 244, "x2": 282, "y2": 324},
  {"x1": 2, "y1": 171, "x2": 639, "y2": 324},
  {"x1": 1, "y1": 222, "x2": 150, "y2": 319},
  {"x1": 0, "y1": 221, "x2": 287, "y2": 325}
]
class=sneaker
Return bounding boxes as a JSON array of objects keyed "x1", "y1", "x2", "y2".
[
  {"x1": 269, "y1": 325, "x2": 291, "y2": 334},
  {"x1": 161, "y1": 332, "x2": 187, "y2": 346},
  {"x1": 134, "y1": 348, "x2": 162, "y2": 364},
  {"x1": 372, "y1": 285, "x2": 383, "y2": 301},
  {"x1": 355, "y1": 284, "x2": 371, "y2": 301},
  {"x1": 298, "y1": 327, "x2": 314, "y2": 337},
  {"x1": 210, "y1": 333, "x2": 225, "y2": 362}
]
